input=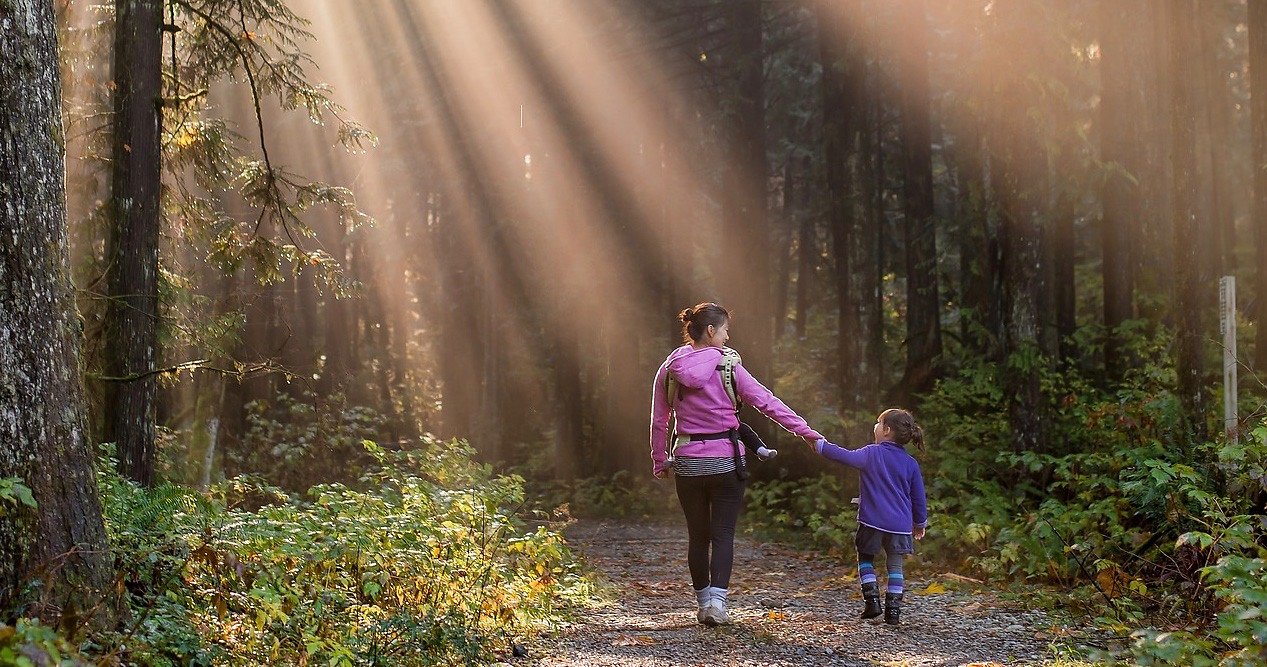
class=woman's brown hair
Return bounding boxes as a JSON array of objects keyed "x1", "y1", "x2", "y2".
[{"x1": 679, "y1": 302, "x2": 730, "y2": 344}]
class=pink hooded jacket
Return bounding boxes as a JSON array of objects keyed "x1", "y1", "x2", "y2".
[{"x1": 649, "y1": 345, "x2": 823, "y2": 476}]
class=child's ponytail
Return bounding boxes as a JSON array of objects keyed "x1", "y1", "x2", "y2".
[
  {"x1": 879, "y1": 408, "x2": 926, "y2": 453},
  {"x1": 910, "y1": 423, "x2": 926, "y2": 453}
]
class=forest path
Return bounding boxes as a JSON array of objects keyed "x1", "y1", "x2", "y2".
[{"x1": 532, "y1": 519, "x2": 1076, "y2": 667}]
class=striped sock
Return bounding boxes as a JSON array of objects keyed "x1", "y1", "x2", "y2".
[
  {"x1": 859, "y1": 560, "x2": 877, "y2": 586},
  {"x1": 886, "y1": 570, "x2": 904, "y2": 595}
]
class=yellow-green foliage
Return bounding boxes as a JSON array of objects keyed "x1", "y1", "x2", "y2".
[{"x1": 74, "y1": 437, "x2": 589, "y2": 666}]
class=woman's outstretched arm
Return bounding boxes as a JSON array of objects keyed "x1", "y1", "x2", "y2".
[{"x1": 733, "y1": 363, "x2": 823, "y2": 441}]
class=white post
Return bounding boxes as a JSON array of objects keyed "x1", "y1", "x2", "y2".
[{"x1": 1220, "y1": 276, "x2": 1238, "y2": 443}]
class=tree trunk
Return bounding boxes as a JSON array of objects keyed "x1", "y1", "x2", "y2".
[
  {"x1": 1201, "y1": 7, "x2": 1235, "y2": 275},
  {"x1": 1099, "y1": 0, "x2": 1142, "y2": 382},
  {"x1": 775, "y1": 156, "x2": 796, "y2": 342},
  {"x1": 0, "y1": 0, "x2": 117, "y2": 623},
  {"x1": 1169, "y1": 0, "x2": 1209, "y2": 443},
  {"x1": 719, "y1": 0, "x2": 773, "y2": 397},
  {"x1": 895, "y1": 0, "x2": 941, "y2": 400},
  {"x1": 953, "y1": 120, "x2": 997, "y2": 356},
  {"x1": 992, "y1": 0, "x2": 1048, "y2": 453},
  {"x1": 1252, "y1": 0, "x2": 1267, "y2": 371},
  {"x1": 1051, "y1": 169, "x2": 1077, "y2": 362},
  {"x1": 817, "y1": 0, "x2": 870, "y2": 410},
  {"x1": 1138, "y1": 2, "x2": 1176, "y2": 319},
  {"x1": 103, "y1": 0, "x2": 163, "y2": 487},
  {"x1": 860, "y1": 79, "x2": 886, "y2": 400},
  {"x1": 794, "y1": 155, "x2": 815, "y2": 339}
]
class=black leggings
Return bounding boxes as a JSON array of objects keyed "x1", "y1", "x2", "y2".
[{"x1": 675, "y1": 471, "x2": 746, "y2": 590}]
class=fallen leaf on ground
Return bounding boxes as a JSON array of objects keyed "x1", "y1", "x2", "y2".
[{"x1": 924, "y1": 581, "x2": 947, "y2": 594}]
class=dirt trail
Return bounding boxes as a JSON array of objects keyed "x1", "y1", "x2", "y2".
[{"x1": 532, "y1": 520, "x2": 1075, "y2": 667}]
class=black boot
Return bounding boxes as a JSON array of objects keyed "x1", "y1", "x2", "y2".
[
  {"x1": 861, "y1": 583, "x2": 882, "y2": 619},
  {"x1": 884, "y1": 592, "x2": 903, "y2": 625}
]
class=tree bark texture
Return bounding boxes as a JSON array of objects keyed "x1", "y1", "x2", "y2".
[
  {"x1": 1169, "y1": 0, "x2": 1209, "y2": 442},
  {"x1": 0, "y1": 0, "x2": 116, "y2": 622},
  {"x1": 896, "y1": 0, "x2": 942, "y2": 399},
  {"x1": 104, "y1": 0, "x2": 163, "y2": 487}
]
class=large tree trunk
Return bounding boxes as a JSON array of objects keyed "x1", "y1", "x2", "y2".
[
  {"x1": 103, "y1": 0, "x2": 163, "y2": 486},
  {"x1": 1169, "y1": 0, "x2": 1209, "y2": 442},
  {"x1": 1251, "y1": 0, "x2": 1267, "y2": 371},
  {"x1": 895, "y1": 0, "x2": 942, "y2": 400},
  {"x1": 0, "y1": 0, "x2": 117, "y2": 623},
  {"x1": 1099, "y1": 0, "x2": 1142, "y2": 382}
]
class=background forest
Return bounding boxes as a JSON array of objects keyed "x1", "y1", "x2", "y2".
[{"x1": 2, "y1": 0, "x2": 1267, "y2": 664}]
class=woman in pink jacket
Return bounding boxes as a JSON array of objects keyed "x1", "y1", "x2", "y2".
[{"x1": 649, "y1": 302, "x2": 823, "y2": 625}]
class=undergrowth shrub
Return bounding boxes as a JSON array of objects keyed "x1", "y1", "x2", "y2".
[
  {"x1": 234, "y1": 391, "x2": 388, "y2": 490},
  {"x1": 1, "y1": 437, "x2": 589, "y2": 666}
]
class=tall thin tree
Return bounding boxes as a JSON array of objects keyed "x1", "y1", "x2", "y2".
[
  {"x1": 1099, "y1": 0, "x2": 1142, "y2": 382},
  {"x1": 103, "y1": 0, "x2": 164, "y2": 486},
  {"x1": 1169, "y1": 0, "x2": 1209, "y2": 442},
  {"x1": 720, "y1": 0, "x2": 774, "y2": 396},
  {"x1": 1251, "y1": 0, "x2": 1267, "y2": 371},
  {"x1": 991, "y1": 0, "x2": 1048, "y2": 453},
  {"x1": 895, "y1": 0, "x2": 942, "y2": 399}
]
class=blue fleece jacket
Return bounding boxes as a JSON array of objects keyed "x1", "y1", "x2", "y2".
[{"x1": 815, "y1": 439, "x2": 928, "y2": 535}]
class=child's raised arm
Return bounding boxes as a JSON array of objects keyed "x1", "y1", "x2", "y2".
[{"x1": 813, "y1": 438, "x2": 870, "y2": 470}]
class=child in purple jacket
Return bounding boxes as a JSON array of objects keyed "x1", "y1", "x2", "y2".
[{"x1": 811, "y1": 408, "x2": 928, "y2": 625}]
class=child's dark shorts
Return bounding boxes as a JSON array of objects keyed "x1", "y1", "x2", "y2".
[{"x1": 855, "y1": 524, "x2": 915, "y2": 556}]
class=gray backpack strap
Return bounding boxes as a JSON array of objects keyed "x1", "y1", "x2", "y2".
[{"x1": 719, "y1": 347, "x2": 742, "y2": 411}]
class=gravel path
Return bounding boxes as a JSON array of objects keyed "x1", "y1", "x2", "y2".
[{"x1": 531, "y1": 520, "x2": 1079, "y2": 667}]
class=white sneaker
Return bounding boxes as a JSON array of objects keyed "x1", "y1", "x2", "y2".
[
  {"x1": 694, "y1": 587, "x2": 712, "y2": 624},
  {"x1": 703, "y1": 586, "x2": 731, "y2": 625}
]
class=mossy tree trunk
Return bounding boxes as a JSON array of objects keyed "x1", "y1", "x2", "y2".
[{"x1": 0, "y1": 0, "x2": 117, "y2": 625}]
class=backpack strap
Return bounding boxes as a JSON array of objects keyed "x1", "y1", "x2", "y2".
[
  {"x1": 666, "y1": 348, "x2": 743, "y2": 460},
  {"x1": 718, "y1": 347, "x2": 742, "y2": 412}
]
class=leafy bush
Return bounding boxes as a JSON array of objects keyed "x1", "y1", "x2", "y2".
[
  {"x1": 233, "y1": 391, "x2": 388, "y2": 490},
  {"x1": 78, "y1": 436, "x2": 589, "y2": 665}
]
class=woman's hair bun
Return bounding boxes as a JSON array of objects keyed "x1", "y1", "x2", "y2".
[{"x1": 679, "y1": 307, "x2": 695, "y2": 323}]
